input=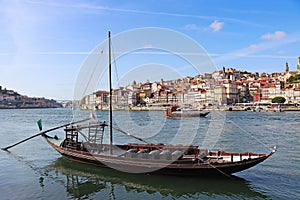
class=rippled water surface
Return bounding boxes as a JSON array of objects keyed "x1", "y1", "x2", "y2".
[{"x1": 0, "y1": 108, "x2": 299, "y2": 199}]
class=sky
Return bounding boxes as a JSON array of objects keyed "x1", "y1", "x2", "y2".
[{"x1": 0, "y1": 0, "x2": 300, "y2": 100}]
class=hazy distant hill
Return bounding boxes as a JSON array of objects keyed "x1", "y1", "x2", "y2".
[{"x1": 0, "y1": 85, "x2": 62, "y2": 109}]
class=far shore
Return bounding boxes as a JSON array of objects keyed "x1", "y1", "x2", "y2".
[{"x1": 80, "y1": 105, "x2": 300, "y2": 112}]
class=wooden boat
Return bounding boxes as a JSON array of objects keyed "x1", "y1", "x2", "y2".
[
  {"x1": 41, "y1": 31, "x2": 276, "y2": 177},
  {"x1": 165, "y1": 105, "x2": 210, "y2": 118},
  {"x1": 43, "y1": 128, "x2": 276, "y2": 176}
]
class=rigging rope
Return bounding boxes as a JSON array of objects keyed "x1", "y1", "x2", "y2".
[
  {"x1": 72, "y1": 47, "x2": 105, "y2": 122},
  {"x1": 110, "y1": 40, "x2": 121, "y2": 89},
  {"x1": 214, "y1": 111, "x2": 273, "y2": 152},
  {"x1": 207, "y1": 161, "x2": 233, "y2": 179}
]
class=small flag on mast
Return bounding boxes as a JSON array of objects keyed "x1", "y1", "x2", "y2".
[
  {"x1": 37, "y1": 119, "x2": 42, "y2": 131},
  {"x1": 90, "y1": 113, "x2": 96, "y2": 119}
]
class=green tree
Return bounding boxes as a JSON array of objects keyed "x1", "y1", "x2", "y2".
[
  {"x1": 287, "y1": 74, "x2": 300, "y2": 83},
  {"x1": 271, "y1": 96, "x2": 286, "y2": 103}
]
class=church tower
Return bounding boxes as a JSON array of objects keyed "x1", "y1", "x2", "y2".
[
  {"x1": 297, "y1": 56, "x2": 300, "y2": 73},
  {"x1": 285, "y1": 62, "x2": 289, "y2": 73}
]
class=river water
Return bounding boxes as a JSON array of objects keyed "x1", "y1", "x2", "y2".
[{"x1": 0, "y1": 108, "x2": 299, "y2": 199}]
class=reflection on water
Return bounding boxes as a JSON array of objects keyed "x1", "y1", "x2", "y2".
[{"x1": 49, "y1": 157, "x2": 269, "y2": 199}]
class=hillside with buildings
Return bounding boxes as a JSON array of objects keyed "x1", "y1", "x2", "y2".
[
  {"x1": 0, "y1": 86, "x2": 62, "y2": 109},
  {"x1": 81, "y1": 57, "x2": 300, "y2": 110}
]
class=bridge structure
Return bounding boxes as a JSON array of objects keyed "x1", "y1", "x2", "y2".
[{"x1": 56, "y1": 100, "x2": 72, "y2": 108}]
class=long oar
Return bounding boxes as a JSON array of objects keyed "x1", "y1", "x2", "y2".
[
  {"x1": 113, "y1": 127, "x2": 149, "y2": 144},
  {"x1": 1, "y1": 117, "x2": 91, "y2": 151}
]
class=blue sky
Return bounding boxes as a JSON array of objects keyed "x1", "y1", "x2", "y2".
[{"x1": 0, "y1": 0, "x2": 300, "y2": 100}]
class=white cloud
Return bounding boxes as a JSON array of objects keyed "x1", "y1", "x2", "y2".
[
  {"x1": 261, "y1": 31, "x2": 286, "y2": 40},
  {"x1": 184, "y1": 24, "x2": 199, "y2": 30},
  {"x1": 276, "y1": 50, "x2": 284, "y2": 54},
  {"x1": 209, "y1": 20, "x2": 224, "y2": 32},
  {"x1": 25, "y1": 1, "x2": 262, "y2": 27},
  {"x1": 249, "y1": 44, "x2": 259, "y2": 51},
  {"x1": 213, "y1": 31, "x2": 300, "y2": 64}
]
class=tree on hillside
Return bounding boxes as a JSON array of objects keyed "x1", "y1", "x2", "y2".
[
  {"x1": 272, "y1": 96, "x2": 286, "y2": 103},
  {"x1": 287, "y1": 74, "x2": 300, "y2": 83}
]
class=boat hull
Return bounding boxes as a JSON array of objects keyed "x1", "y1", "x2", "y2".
[
  {"x1": 165, "y1": 106, "x2": 210, "y2": 118},
  {"x1": 43, "y1": 135, "x2": 274, "y2": 177},
  {"x1": 166, "y1": 111, "x2": 210, "y2": 118}
]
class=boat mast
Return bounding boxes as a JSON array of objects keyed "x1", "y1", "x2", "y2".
[{"x1": 108, "y1": 31, "x2": 113, "y2": 147}]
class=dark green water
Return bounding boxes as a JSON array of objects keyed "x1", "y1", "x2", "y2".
[{"x1": 0, "y1": 108, "x2": 299, "y2": 199}]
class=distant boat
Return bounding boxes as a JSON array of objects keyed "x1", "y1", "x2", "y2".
[
  {"x1": 42, "y1": 31, "x2": 276, "y2": 177},
  {"x1": 165, "y1": 105, "x2": 210, "y2": 118}
]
